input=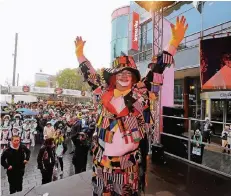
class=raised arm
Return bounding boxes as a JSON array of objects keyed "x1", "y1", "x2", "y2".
[
  {"x1": 75, "y1": 36, "x2": 101, "y2": 90},
  {"x1": 142, "y1": 16, "x2": 188, "y2": 88}
]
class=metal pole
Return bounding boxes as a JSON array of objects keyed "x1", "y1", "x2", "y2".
[
  {"x1": 151, "y1": 7, "x2": 156, "y2": 56},
  {"x1": 188, "y1": 118, "x2": 191, "y2": 161},
  {"x1": 200, "y1": 2, "x2": 204, "y2": 39},
  {"x1": 17, "y1": 73, "x2": 19, "y2": 86},
  {"x1": 12, "y1": 33, "x2": 18, "y2": 103}
]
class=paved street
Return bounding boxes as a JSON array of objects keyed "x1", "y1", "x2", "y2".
[{"x1": 1, "y1": 139, "x2": 92, "y2": 196}]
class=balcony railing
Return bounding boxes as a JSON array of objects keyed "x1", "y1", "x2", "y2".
[{"x1": 132, "y1": 20, "x2": 231, "y2": 63}]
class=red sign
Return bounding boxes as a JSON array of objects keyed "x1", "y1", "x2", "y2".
[
  {"x1": 131, "y1": 12, "x2": 139, "y2": 51},
  {"x1": 54, "y1": 88, "x2": 63, "y2": 94},
  {"x1": 22, "y1": 86, "x2": 30, "y2": 92}
]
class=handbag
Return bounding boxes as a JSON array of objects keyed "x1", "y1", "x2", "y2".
[
  {"x1": 192, "y1": 147, "x2": 201, "y2": 156},
  {"x1": 55, "y1": 144, "x2": 64, "y2": 157}
]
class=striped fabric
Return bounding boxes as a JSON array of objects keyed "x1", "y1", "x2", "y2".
[
  {"x1": 163, "y1": 52, "x2": 174, "y2": 65},
  {"x1": 132, "y1": 100, "x2": 143, "y2": 114},
  {"x1": 124, "y1": 116, "x2": 138, "y2": 131},
  {"x1": 102, "y1": 117, "x2": 110, "y2": 129}
]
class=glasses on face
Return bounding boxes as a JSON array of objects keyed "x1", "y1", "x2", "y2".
[{"x1": 117, "y1": 71, "x2": 132, "y2": 77}]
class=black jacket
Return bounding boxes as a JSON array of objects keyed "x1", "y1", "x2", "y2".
[
  {"x1": 37, "y1": 145, "x2": 56, "y2": 170},
  {"x1": 71, "y1": 134, "x2": 89, "y2": 166},
  {"x1": 71, "y1": 121, "x2": 82, "y2": 136},
  {"x1": 1, "y1": 144, "x2": 31, "y2": 170}
]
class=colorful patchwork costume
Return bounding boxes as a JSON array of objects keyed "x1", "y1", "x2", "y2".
[{"x1": 75, "y1": 16, "x2": 188, "y2": 196}]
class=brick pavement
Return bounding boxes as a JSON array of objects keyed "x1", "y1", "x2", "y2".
[{"x1": 1, "y1": 140, "x2": 92, "y2": 196}]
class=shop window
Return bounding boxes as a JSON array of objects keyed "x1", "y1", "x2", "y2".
[{"x1": 146, "y1": 29, "x2": 153, "y2": 50}]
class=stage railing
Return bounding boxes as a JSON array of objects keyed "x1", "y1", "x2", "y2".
[
  {"x1": 159, "y1": 115, "x2": 231, "y2": 178},
  {"x1": 132, "y1": 20, "x2": 231, "y2": 63}
]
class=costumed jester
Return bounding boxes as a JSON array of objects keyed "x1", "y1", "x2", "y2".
[
  {"x1": 0, "y1": 127, "x2": 10, "y2": 152},
  {"x1": 12, "y1": 114, "x2": 23, "y2": 134},
  {"x1": 75, "y1": 16, "x2": 188, "y2": 195},
  {"x1": 1, "y1": 115, "x2": 12, "y2": 129},
  {"x1": 9, "y1": 127, "x2": 21, "y2": 140},
  {"x1": 1, "y1": 115, "x2": 12, "y2": 152},
  {"x1": 21, "y1": 119, "x2": 32, "y2": 149},
  {"x1": 30, "y1": 119, "x2": 38, "y2": 147}
]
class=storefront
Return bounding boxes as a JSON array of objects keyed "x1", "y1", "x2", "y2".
[{"x1": 201, "y1": 91, "x2": 231, "y2": 134}]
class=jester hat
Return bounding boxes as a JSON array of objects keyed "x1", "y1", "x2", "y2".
[{"x1": 103, "y1": 56, "x2": 141, "y2": 85}]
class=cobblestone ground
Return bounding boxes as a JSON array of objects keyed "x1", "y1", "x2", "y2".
[{"x1": 1, "y1": 139, "x2": 92, "y2": 196}]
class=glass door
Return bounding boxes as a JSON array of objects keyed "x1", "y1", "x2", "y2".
[
  {"x1": 227, "y1": 101, "x2": 231, "y2": 125},
  {"x1": 211, "y1": 100, "x2": 224, "y2": 135}
]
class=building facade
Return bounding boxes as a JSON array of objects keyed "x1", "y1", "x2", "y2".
[
  {"x1": 111, "y1": 1, "x2": 231, "y2": 133},
  {"x1": 35, "y1": 72, "x2": 56, "y2": 88},
  {"x1": 111, "y1": 6, "x2": 130, "y2": 63}
]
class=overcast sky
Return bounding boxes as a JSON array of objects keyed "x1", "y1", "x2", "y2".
[{"x1": 0, "y1": 0, "x2": 129, "y2": 86}]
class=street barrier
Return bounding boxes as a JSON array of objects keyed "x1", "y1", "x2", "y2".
[{"x1": 160, "y1": 115, "x2": 231, "y2": 178}]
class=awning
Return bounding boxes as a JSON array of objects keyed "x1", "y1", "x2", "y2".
[{"x1": 174, "y1": 64, "x2": 200, "y2": 79}]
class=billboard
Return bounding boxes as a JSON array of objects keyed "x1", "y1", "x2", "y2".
[
  {"x1": 200, "y1": 36, "x2": 231, "y2": 90},
  {"x1": 131, "y1": 12, "x2": 139, "y2": 50}
]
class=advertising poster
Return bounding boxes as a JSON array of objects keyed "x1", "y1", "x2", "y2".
[{"x1": 200, "y1": 36, "x2": 231, "y2": 90}]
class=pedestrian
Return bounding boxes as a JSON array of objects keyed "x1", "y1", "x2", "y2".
[
  {"x1": 43, "y1": 121, "x2": 55, "y2": 139},
  {"x1": 1, "y1": 135, "x2": 31, "y2": 194},
  {"x1": 203, "y1": 117, "x2": 213, "y2": 143},
  {"x1": 37, "y1": 138, "x2": 56, "y2": 184},
  {"x1": 72, "y1": 132, "x2": 89, "y2": 174},
  {"x1": 54, "y1": 130, "x2": 67, "y2": 175}
]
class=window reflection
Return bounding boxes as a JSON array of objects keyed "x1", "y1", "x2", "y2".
[{"x1": 116, "y1": 15, "x2": 129, "y2": 39}]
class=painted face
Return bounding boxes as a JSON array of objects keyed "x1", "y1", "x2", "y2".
[{"x1": 116, "y1": 70, "x2": 132, "y2": 87}]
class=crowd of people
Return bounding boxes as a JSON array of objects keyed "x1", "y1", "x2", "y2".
[{"x1": 1, "y1": 101, "x2": 96, "y2": 194}]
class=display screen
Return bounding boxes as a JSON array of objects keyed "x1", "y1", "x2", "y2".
[{"x1": 200, "y1": 36, "x2": 231, "y2": 90}]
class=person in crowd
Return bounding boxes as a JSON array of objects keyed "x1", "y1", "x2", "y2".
[
  {"x1": 9, "y1": 126, "x2": 21, "y2": 139},
  {"x1": 54, "y1": 118, "x2": 66, "y2": 137},
  {"x1": 69, "y1": 115, "x2": 82, "y2": 154},
  {"x1": 2, "y1": 115, "x2": 11, "y2": 128},
  {"x1": 54, "y1": 130, "x2": 67, "y2": 175},
  {"x1": 226, "y1": 127, "x2": 231, "y2": 154},
  {"x1": 37, "y1": 138, "x2": 56, "y2": 184},
  {"x1": 72, "y1": 132, "x2": 90, "y2": 174},
  {"x1": 43, "y1": 121, "x2": 55, "y2": 139},
  {"x1": 30, "y1": 119, "x2": 38, "y2": 147},
  {"x1": 191, "y1": 129, "x2": 204, "y2": 164},
  {"x1": 203, "y1": 117, "x2": 213, "y2": 143},
  {"x1": 21, "y1": 119, "x2": 32, "y2": 149},
  {"x1": 221, "y1": 125, "x2": 229, "y2": 153},
  {"x1": 12, "y1": 114, "x2": 23, "y2": 133},
  {"x1": 1, "y1": 135, "x2": 31, "y2": 194},
  {"x1": 0, "y1": 127, "x2": 10, "y2": 152}
]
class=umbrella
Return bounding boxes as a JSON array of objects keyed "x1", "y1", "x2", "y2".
[
  {"x1": 16, "y1": 108, "x2": 31, "y2": 112},
  {"x1": 22, "y1": 110, "x2": 39, "y2": 116}
]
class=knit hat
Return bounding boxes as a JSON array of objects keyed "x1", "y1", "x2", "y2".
[{"x1": 102, "y1": 56, "x2": 141, "y2": 85}]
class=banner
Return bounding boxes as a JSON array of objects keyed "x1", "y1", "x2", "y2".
[
  {"x1": 131, "y1": 12, "x2": 139, "y2": 50},
  {"x1": 200, "y1": 36, "x2": 231, "y2": 90}
]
